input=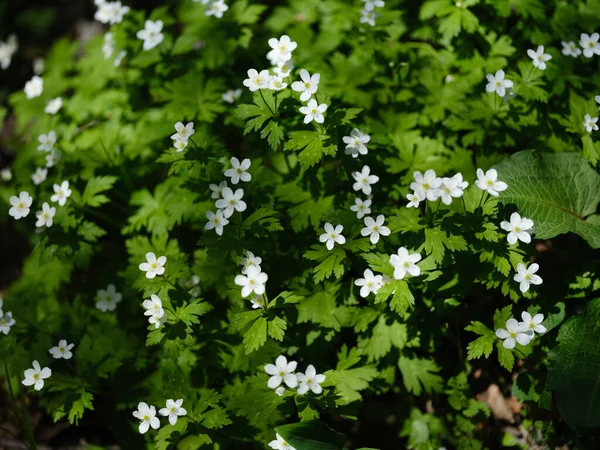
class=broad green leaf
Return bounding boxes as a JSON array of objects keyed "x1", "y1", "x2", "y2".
[
  {"x1": 465, "y1": 321, "x2": 495, "y2": 359},
  {"x1": 494, "y1": 151, "x2": 600, "y2": 248},
  {"x1": 275, "y1": 420, "x2": 346, "y2": 450},
  {"x1": 81, "y1": 176, "x2": 117, "y2": 207},
  {"x1": 398, "y1": 356, "x2": 443, "y2": 395}
]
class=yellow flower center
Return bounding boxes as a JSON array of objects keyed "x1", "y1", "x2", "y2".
[
  {"x1": 33, "y1": 374, "x2": 39, "y2": 380},
  {"x1": 19, "y1": 202, "x2": 25, "y2": 208},
  {"x1": 151, "y1": 263, "x2": 157, "y2": 269}
]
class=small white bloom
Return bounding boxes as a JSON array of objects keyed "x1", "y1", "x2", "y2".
[
  {"x1": 350, "y1": 197, "x2": 372, "y2": 219},
  {"x1": 561, "y1": 40, "x2": 581, "y2": 57},
  {"x1": 299, "y1": 98, "x2": 327, "y2": 124},
  {"x1": 475, "y1": 168, "x2": 508, "y2": 197},
  {"x1": 410, "y1": 169, "x2": 442, "y2": 202},
  {"x1": 361, "y1": 215, "x2": 391, "y2": 244},
  {"x1": 49, "y1": 339, "x2": 74, "y2": 360},
  {"x1": 103, "y1": 32, "x2": 114, "y2": 59},
  {"x1": 37, "y1": 131, "x2": 57, "y2": 152},
  {"x1": 584, "y1": 113, "x2": 599, "y2": 133},
  {"x1": 343, "y1": 128, "x2": 370, "y2": 158},
  {"x1": 500, "y1": 212, "x2": 534, "y2": 245},
  {"x1": 132, "y1": 402, "x2": 160, "y2": 434},
  {"x1": 360, "y1": 10, "x2": 378, "y2": 27},
  {"x1": 142, "y1": 294, "x2": 164, "y2": 319},
  {"x1": 250, "y1": 295, "x2": 265, "y2": 309},
  {"x1": 596, "y1": 95, "x2": 600, "y2": 106},
  {"x1": 352, "y1": 165, "x2": 379, "y2": 195},
  {"x1": 296, "y1": 364, "x2": 326, "y2": 395},
  {"x1": 159, "y1": 399, "x2": 187, "y2": 426},
  {"x1": 216, "y1": 187, "x2": 247, "y2": 218},
  {"x1": 243, "y1": 68, "x2": 271, "y2": 92},
  {"x1": 264, "y1": 355, "x2": 298, "y2": 389},
  {"x1": 46, "y1": 150, "x2": 60, "y2": 168},
  {"x1": 114, "y1": 50, "x2": 127, "y2": 67},
  {"x1": 580, "y1": 33, "x2": 600, "y2": 58},
  {"x1": 224, "y1": 157, "x2": 251, "y2": 184},
  {"x1": 0, "y1": 35, "x2": 18, "y2": 70},
  {"x1": 319, "y1": 223, "x2": 346, "y2": 250},
  {"x1": 222, "y1": 88, "x2": 242, "y2": 103},
  {"x1": 390, "y1": 247, "x2": 421, "y2": 280},
  {"x1": 234, "y1": 265, "x2": 268, "y2": 298},
  {"x1": 9, "y1": 191, "x2": 33, "y2": 220},
  {"x1": 495, "y1": 318, "x2": 531, "y2": 349},
  {"x1": 45, "y1": 97, "x2": 63, "y2": 115},
  {"x1": 22, "y1": 360, "x2": 51, "y2": 391},
  {"x1": 33, "y1": 58, "x2": 44, "y2": 75},
  {"x1": 206, "y1": 0, "x2": 229, "y2": 18},
  {"x1": 1, "y1": 168, "x2": 11, "y2": 181},
  {"x1": 291, "y1": 69, "x2": 320, "y2": 102},
  {"x1": 275, "y1": 386, "x2": 285, "y2": 396},
  {"x1": 406, "y1": 191, "x2": 423, "y2": 208},
  {"x1": 0, "y1": 311, "x2": 16, "y2": 335},
  {"x1": 268, "y1": 433, "x2": 296, "y2": 450},
  {"x1": 514, "y1": 262, "x2": 543, "y2": 293},
  {"x1": 210, "y1": 181, "x2": 228, "y2": 199},
  {"x1": 267, "y1": 35, "x2": 297, "y2": 66},
  {"x1": 268, "y1": 75, "x2": 288, "y2": 91},
  {"x1": 520, "y1": 311, "x2": 546, "y2": 337},
  {"x1": 205, "y1": 210, "x2": 229, "y2": 236},
  {"x1": 363, "y1": 0, "x2": 385, "y2": 11},
  {"x1": 354, "y1": 269, "x2": 384, "y2": 298},
  {"x1": 273, "y1": 60, "x2": 294, "y2": 78},
  {"x1": 439, "y1": 173, "x2": 468, "y2": 205},
  {"x1": 96, "y1": 284, "x2": 122, "y2": 312},
  {"x1": 35, "y1": 202, "x2": 56, "y2": 228},
  {"x1": 171, "y1": 122, "x2": 195, "y2": 142},
  {"x1": 136, "y1": 20, "x2": 164, "y2": 51},
  {"x1": 24, "y1": 75, "x2": 43, "y2": 99},
  {"x1": 139, "y1": 252, "x2": 167, "y2": 279},
  {"x1": 527, "y1": 45, "x2": 552, "y2": 70},
  {"x1": 174, "y1": 140, "x2": 188, "y2": 152},
  {"x1": 241, "y1": 251, "x2": 262, "y2": 274},
  {"x1": 485, "y1": 70, "x2": 513, "y2": 97},
  {"x1": 50, "y1": 181, "x2": 72, "y2": 206}
]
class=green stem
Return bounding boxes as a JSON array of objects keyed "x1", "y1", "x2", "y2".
[
  {"x1": 478, "y1": 190, "x2": 487, "y2": 209},
  {"x1": 84, "y1": 207, "x2": 121, "y2": 229},
  {"x1": 4, "y1": 362, "x2": 38, "y2": 450},
  {"x1": 259, "y1": 89, "x2": 274, "y2": 116},
  {"x1": 461, "y1": 196, "x2": 468, "y2": 215}
]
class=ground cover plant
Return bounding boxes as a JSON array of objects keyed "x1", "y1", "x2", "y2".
[{"x1": 1, "y1": 0, "x2": 600, "y2": 448}]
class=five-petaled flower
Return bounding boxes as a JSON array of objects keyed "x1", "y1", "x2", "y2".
[
  {"x1": 235, "y1": 265, "x2": 268, "y2": 297},
  {"x1": 439, "y1": 173, "x2": 468, "y2": 205},
  {"x1": 350, "y1": 197, "x2": 372, "y2": 219},
  {"x1": 352, "y1": 165, "x2": 379, "y2": 195},
  {"x1": 520, "y1": 311, "x2": 546, "y2": 337},
  {"x1": 410, "y1": 169, "x2": 442, "y2": 202},
  {"x1": 205, "y1": 210, "x2": 229, "y2": 236},
  {"x1": 142, "y1": 294, "x2": 165, "y2": 327},
  {"x1": 265, "y1": 355, "x2": 298, "y2": 389},
  {"x1": 580, "y1": 33, "x2": 600, "y2": 58},
  {"x1": 584, "y1": 113, "x2": 599, "y2": 133},
  {"x1": 291, "y1": 69, "x2": 320, "y2": 102},
  {"x1": 296, "y1": 364, "x2": 326, "y2": 395},
  {"x1": 475, "y1": 168, "x2": 508, "y2": 197},
  {"x1": 9, "y1": 191, "x2": 33, "y2": 220},
  {"x1": 159, "y1": 399, "x2": 187, "y2": 425},
  {"x1": 0, "y1": 311, "x2": 16, "y2": 335},
  {"x1": 216, "y1": 187, "x2": 247, "y2": 218},
  {"x1": 485, "y1": 70, "x2": 513, "y2": 97},
  {"x1": 45, "y1": 97, "x2": 63, "y2": 115},
  {"x1": 51, "y1": 181, "x2": 72, "y2": 206},
  {"x1": 268, "y1": 433, "x2": 296, "y2": 450},
  {"x1": 500, "y1": 212, "x2": 534, "y2": 244},
  {"x1": 222, "y1": 88, "x2": 242, "y2": 103},
  {"x1": 49, "y1": 339, "x2": 74, "y2": 359},
  {"x1": 24, "y1": 75, "x2": 43, "y2": 99},
  {"x1": 527, "y1": 45, "x2": 552, "y2": 70},
  {"x1": 38, "y1": 131, "x2": 57, "y2": 152},
  {"x1": 22, "y1": 360, "x2": 51, "y2": 391},
  {"x1": 224, "y1": 157, "x2": 251, "y2": 184},
  {"x1": 205, "y1": 0, "x2": 229, "y2": 18},
  {"x1": 32, "y1": 167, "x2": 48, "y2": 185},
  {"x1": 132, "y1": 402, "x2": 160, "y2": 434},
  {"x1": 171, "y1": 122, "x2": 195, "y2": 142},
  {"x1": 209, "y1": 180, "x2": 228, "y2": 199},
  {"x1": 267, "y1": 35, "x2": 297, "y2": 66},
  {"x1": 299, "y1": 99, "x2": 328, "y2": 124},
  {"x1": 241, "y1": 250, "x2": 262, "y2": 274},
  {"x1": 139, "y1": 252, "x2": 167, "y2": 279},
  {"x1": 136, "y1": 20, "x2": 164, "y2": 51},
  {"x1": 35, "y1": 202, "x2": 56, "y2": 228},
  {"x1": 343, "y1": 128, "x2": 371, "y2": 158},
  {"x1": 319, "y1": 223, "x2": 346, "y2": 250},
  {"x1": 495, "y1": 318, "x2": 531, "y2": 349},
  {"x1": 561, "y1": 41, "x2": 581, "y2": 57},
  {"x1": 390, "y1": 247, "x2": 422, "y2": 280},
  {"x1": 96, "y1": 284, "x2": 122, "y2": 311},
  {"x1": 243, "y1": 68, "x2": 271, "y2": 92},
  {"x1": 514, "y1": 262, "x2": 543, "y2": 293},
  {"x1": 354, "y1": 269, "x2": 384, "y2": 298},
  {"x1": 361, "y1": 215, "x2": 391, "y2": 244}
]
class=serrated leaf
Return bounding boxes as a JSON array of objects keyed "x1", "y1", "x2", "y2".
[
  {"x1": 398, "y1": 356, "x2": 443, "y2": 395},
  {"x1": 243, "y1": 316, "x2": 267, "y2": 353},
  {"x1": 465, "y1": 321, "x2": 495, "y2": 359},
  {"x1": 81, "y1": 176, "x2": 117, "y2": 207}
]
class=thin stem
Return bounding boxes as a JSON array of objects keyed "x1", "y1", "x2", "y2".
[
  {"x1": 478, "y1": 190, "x2": 487, "y2": 209},
  {"x1": 461, "y1": 196, "x2": 468, "y2": 215},
  {"x1": 259, "y1": 89, "x2": 274, "y2": 115}
]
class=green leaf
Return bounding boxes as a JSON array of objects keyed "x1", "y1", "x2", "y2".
[
  {"x1": 267, "y1": 315, "x2": 287, "y2": 341},
  {"x1": 243, "y1": 316, "x2": 267, "y2": 353},
  {"x1": 284, "y1": 131, "x2": 337, "y2": 167},
  {"x1": 374, "y1": 280, "x2": 415, "y2": 317},
  {"x1": 275, "y1": 420, "x2": 346, "y2": 450},
  {"x1": 358, "y1": 316, "x2": 407, "y2": 362},
  {"x1": 81, "y1": 176, "x2": 117, "y2": 207},
  {"x1": 494, "y1": 151, "x2": 600, "y2": 248},
  {"x1": 465, "y1": 321, "x2": 495, "y2": 359},
  {"x1": 304, "y1": 245, "x2": 346, "y2": 282},
  {"x1": 177, "y1": 300, "x2": 213, "y2": 327},
  {"x1": 398, "y1": 356, "x2": 443, "y2": 395},
  {"x1": 261, "y1": 120, "x2": 284, "y2": 150},
  {"x1": 548, "y1": 298, "x2": 600, "y2": 427},
  {"x1": 68, "y1": 390, "x2": 94, "y2": 425}
]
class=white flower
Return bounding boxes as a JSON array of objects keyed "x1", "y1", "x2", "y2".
[
  {"x1": 205, "y1": 210, "x2": 229, "y2": 236},
  {"x1": 584, "y1": 113, "x2": 599, "y2": 133},
  {"x1": 296, "y1": 364, "x2": 326, "y2": 395},
  {"x1": 24, "y1": 75, "x2": 43, "y2": 99},
  {"x1": 45, "y1": 97, "x2": 63, "y2": 115},
  {"x1": 250, "y1": 295, "x2": 265, "y2": 309},
  {"x1": 495, "y1": 318, "x2": 531, "y2": 349},
  {"x1": 209, "y1": 180, "x2": 228, "y2": 199},
  {"x1": 243, "y1": 68, "x2": 271, "y2": 92},
  {"x1": 291, "y1": 69, "x2": 320, "y2": 102},
  {"x1": 9, "y1": 191, "x2": 33, "y2": 220},
  {"x1": 103, "y1": 32, "x2": 114, "y2": 59},
  {"x1": 273, "y1": 60, "x2": 294, "y2": 77},
  {"x1": 299, "y1": 98, "x2": 327, "y2": 124},
  {"x1": 49, "y1": 339, "x2": 74, "y2": 359},
  {"x1": 596, "y1": 95, "x2": 600, "y2": 106},
  {"x1": 37, "y1": 131, "x2": 57, "y2": 152},
  {"x1": 114, "y1": 50, "x2": 127, "y2": 67},
  {"x1": 96, "y1": 284, "x2": 122, "y2": 312},
  {"x1": 33, "y1": 58, "x2": 44, "y2": 75},
  {"x1": 439, "y1": 173, "x2": 468, "y2": 205},
  {"x1": 224, "y1": 157, "x2": 251, "y2": 184},
  {"x1": 50, "y1": 181, "x2": 72, "y2": 206},
  {"x1": 142, "y1": 294, "x2": 164, "y2": 319},
  {"x1": 148, "y1": 314, "x2": 167, "y2": 329},
  {"x1": 267, "y1": 35, "x2": 297, "y2": 66},
  {"x1": 520, "y1": 311, "x2": 546, "y2": 337},
  {"x1": 171, "y1": 122, "x2": 195, "y2": 142},
  {"x1": 234, "y1": 265, "x2": 268, "y2": 298},
  {"x1": 406, "y1": 191, "x2": 423, "y2": 208},
  {"x1": 159, "y1": 399, "x2": 187, "y2": 426},
  {"x1": 0, "y1": 311, "x2": 16, "y2": 335},
  {"x1": 206, "y1": 0, "x2": 229, "y2": 18},
  {"x1": 1, "y1": 168, "x2": 11, "y2": 181},
  {"x1": 580, "y1": 33, "x2": 600, "y2": 58},
  {"x1": 352, "y1": 165, "x2": 379, "y2": 195},
  {"x1": 275, "y1": 386, "x2": 285, "y2": 396},
  {"x1": 136, "y1": 20, "x2": 164, "y2": 51},
  {"x1": 139, "y1": 252, "x2": 167, "y2": 279},
  {"x1": 350, "y1": 197, "x2": 372, "y2": 219},
  {"x1": 222, "y1": 88, "x2": 242, "y2": 103},
  {"x1": 363, "y1": 0, "x2": 385, "y2": 10},
  {"x1": 319, "y1": 223, "x2": 346, "y2": 250},
  {"x1": 475, "y1": 168, "x2": 508, "y2": 197},
  {"x1": 514, "y1": 262, "x2": 543, "y2": 293},
  {"x1": 35, "y1": 202, "x2": 56, "y2": 228},
  {"x1": 31, "y1": 168, "x2": 48, "y2": 185},
  {"x1": 22, "y1": 361, "x2": 51, "y2": 391},
  {"x1": 268, "y1": 433, "x2": 296, "y2": 450},
  {"x1": 527, "y1": 45, "x2": 552, "y2": 70},
  {"x1": 343, "y1": 128, "x2": 370, "y2": 157},
  {"x1": 0, "y1": 35, "x2": 18, "y2": 70},
  {"x1": 485, "y1": 70, "x2": 513, "y2": 97},
  {"x1": 410, "y1": 169, "x2": 442, "y2": 202},
  {"x1": 361, "y1": 215, "x2": 391, "y2": 244},
  {"x1": 132, "y1": 402, "x2": 160, "y2": 434},
  {"x1": 561, "y1": 41, "x2": 581, "y2": 57},
  {"x1": 216, "y1": 187, "x2": 247, "y2": 218},
  {"x1": 46, "y1": 150, "x2": 60, "y2": 168},
  {"x1": 174, "y1": 140, "x2": 188, "y2": 152},
  {"x1": 241, "y1": 251, "x2": 262, "y2": 274},
  {"x1": 500, "y1": 212, "x2": 534, "y2": 245},
  {"x1": 268, "y1": 76, "x2": 288, "y2": 91},
  {"x1": 95, "y1": 1, "x2": 130, "y2": 24},
  {"x1": 354, "y1": 269, "x2": 384, "y2": 298},
  {"x1": 360, "y1": 10, "x2": 378, "y2": 27},
  {"x1": 390, "y1": 247, "x2": 421, "y2": 280},
  {"x1": 264, "y1": 355, "x2": 298, "y2": 389}
]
